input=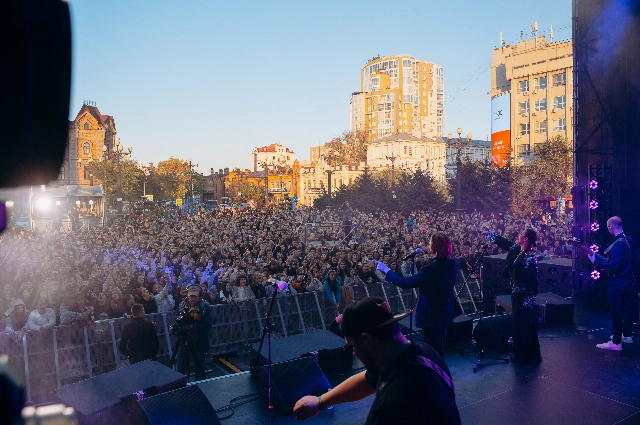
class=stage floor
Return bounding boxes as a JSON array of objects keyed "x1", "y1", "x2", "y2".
[{"x1": 195, "y1": 299, "x2": 640, "y2": 424}]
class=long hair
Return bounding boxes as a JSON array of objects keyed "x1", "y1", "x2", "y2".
[{"x1": 430, "y1": 232, "x2": 452, "y2": 258}]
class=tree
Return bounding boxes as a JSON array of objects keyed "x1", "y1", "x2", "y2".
[
  {"x1": 448, "y1": 159, "x2": 512, "y2": 214},
  {"x1": 155, "y1": 157, "x2": 191, "y2": 200},
  {"x1": 323, "y1": 137, "x2": 346, "y2": 165},
  {"x1": 92, "y1": 157, "x2": 143, "y2": 203},
  {"x1": 342, "y1": 129, "x2": 369, "y2": 165},
  {"x1": 510, "y1": 135, "x2": 572, "y2": 216}
]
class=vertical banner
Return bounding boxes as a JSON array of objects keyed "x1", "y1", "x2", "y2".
[{"x1": 491, "y1": 94, "x2": 511, "y2": 167}]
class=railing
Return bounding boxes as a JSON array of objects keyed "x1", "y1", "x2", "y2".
[{"x1": 4, "y1": 282, "x2": 413, "y2": 404}]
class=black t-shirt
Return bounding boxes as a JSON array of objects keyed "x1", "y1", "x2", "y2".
[{"x1": 364, "y1": 342, "x2": 461, "y2": 425}]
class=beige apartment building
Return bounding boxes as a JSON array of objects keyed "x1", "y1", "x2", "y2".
[
  {"x1": 350, "y1": 55, "x2": 444, "y2": 141},
  {"x1": 491, "y1": 36, "x2": 572, "y2": 165}
]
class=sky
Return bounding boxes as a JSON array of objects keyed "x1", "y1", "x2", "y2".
[{"x1": 69, "y1": 0, "x2": 572, "y2": 174}]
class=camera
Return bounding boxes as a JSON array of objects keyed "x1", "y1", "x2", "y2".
[{"x1": 173, "y1": 307, "x2": 195, "y2": 331}]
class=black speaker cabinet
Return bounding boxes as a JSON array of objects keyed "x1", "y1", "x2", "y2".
[
  {"x1": 257, "y1": 356, "x2": 331, "y2": 414},
  {"x1": 472, "y1": 314, "x2": 513, "y2": 353},
  {"x1": 136, "y1": 385, "x2": 221, "y2": 425}
]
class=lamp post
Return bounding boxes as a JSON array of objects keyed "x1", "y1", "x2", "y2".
[
  {"x1": 80, "y1": 157, "x2": 95, "y2": 186},
  {"x1": 385, "y1": 149, "x2": 398, "y2": 187},
  {"x1": 447, "y1": 128, "x2": 472, "y2": 211},
  {"x1": 102, "y1": 138, "x2": 132, "y2": 214},
  {"x1": 187, "y1": 159, "x2": 199, "y2": 205},
  {"x1": 259, "y1": 160, "x2": 276, "y2": 207},
  {"x1": 140, "y1": 166, "x2": 150, "y2": 198},
  {"x1": 324, "y1": 162, "x2": 333, "y2": 208}
]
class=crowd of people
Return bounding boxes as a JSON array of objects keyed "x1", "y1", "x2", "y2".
[{"x1": 0, "y1": 204, "x2": 573, "y2": 340}]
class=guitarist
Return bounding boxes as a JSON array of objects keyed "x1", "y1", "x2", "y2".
[{"x1": 588, "y1": 216, "x2": 637, "y2": 351}]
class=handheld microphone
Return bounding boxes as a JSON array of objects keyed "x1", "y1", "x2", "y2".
[
  {"x1": 402, "y1": 248, "x2": 422, "y2": 261},
  {"x1": 268, "y1": 279, "x2": 288, "y2": 291}
]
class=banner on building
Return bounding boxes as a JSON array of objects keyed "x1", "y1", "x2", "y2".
[{"x1": 491, "y1": 94, "x2": 511, "y2": 167}]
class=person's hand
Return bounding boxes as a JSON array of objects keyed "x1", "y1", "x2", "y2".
[
  {"x1": 293, "y1": 395, "x2": 322, "y2": 420},
  {"x1": 372, "y1": 260, "x2": 390, "y2": 274},
  {"x1": 481, "y1": 230, "x2": 489, "y2": 236},
  {"x1": 588, "y1": 253, "x2": 595, "y2": 263},
  {"x1": 168, "y1": 327, "x2": 173, "y2": 335},
  {"x1": 334, "y1": 303, "x2": 339, "y2": 310}
]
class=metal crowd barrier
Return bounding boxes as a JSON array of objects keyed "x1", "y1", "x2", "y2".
[{"x1": 10, "y1": 283, "x2": 414, "y2": 404}]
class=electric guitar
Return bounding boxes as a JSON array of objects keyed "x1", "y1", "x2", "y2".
[{"x1": 564, "y1": 237, "x2": 597, "y2": 257}]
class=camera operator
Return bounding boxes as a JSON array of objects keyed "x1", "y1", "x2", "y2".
[{"x1": 169, "y1": 284, "x2": 212, "y2": 381}]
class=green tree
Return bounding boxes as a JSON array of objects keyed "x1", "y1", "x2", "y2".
[
  {"x1": 155, "y1": 157, "x2": 191, "y2": 200},
  {"x1": 510, "y1": 135, "x2": 572, "y2": 215},
  {"x1": 92, "y1": 157, "x2": 143, "y2": 203}
]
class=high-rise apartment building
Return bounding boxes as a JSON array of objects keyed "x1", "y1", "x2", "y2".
[
  {"x1": 491, "y1": 36, "x2": 572, "y2": 166},
  {"x1": 350, "y1": 55, "x2": 444, "y2": 141}
]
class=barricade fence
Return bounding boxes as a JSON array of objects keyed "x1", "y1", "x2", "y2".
[{"x1": 5, "y1": 283, "x2": 414, "y2": 404}]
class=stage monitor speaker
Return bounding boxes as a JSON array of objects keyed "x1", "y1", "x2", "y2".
[
  {"x1": 55, "y1": 361, "x2": 186, "y2": 425},
  {"x1": 472, "y1": 314, "x2": 513, "y2": 353},
  {"x1": 257, "y1": 356, "x2": 331, "y2": 414},
  {"x1": 136, "y1": 385, "x2": 221, "y2": 425},
  {"x1": 447, "y1": 315, "x2": 473, "y2": 344}
]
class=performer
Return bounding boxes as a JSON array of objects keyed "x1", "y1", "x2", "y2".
[
  {"x1": 588, "y1": 216, "x2": 637, "y2": 350},
  {"x1": 483, "y1": 229, "x2": 541, "y2": 362},
  {"x1": 293, "y1": 297, "x2": 461, "y2": 424},
  {"x1": 373, "y1": 232, "x2": 458, "y2": 357}
]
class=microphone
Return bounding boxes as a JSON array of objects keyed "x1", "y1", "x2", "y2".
[
  {"x1": 402, "y1": 248, "x2": 422, "y2": 261},
  {"x1": 268, "y1": 279, "x2": 288, "y2": 291}
]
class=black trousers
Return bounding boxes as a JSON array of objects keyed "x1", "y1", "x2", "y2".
[
  {"x1": 608, "y1": 278, "x2": 634, "y2": 343},
  {"x1": 511, "y1": 293, "x2": 540, "y2": 362},
  {"x1": 422, "y1": 326, "x2": 447, "y2": 358}
]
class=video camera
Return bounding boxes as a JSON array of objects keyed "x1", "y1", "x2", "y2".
[{"x1": 173, "y1": 306, "x2": 195, "y2": 332}]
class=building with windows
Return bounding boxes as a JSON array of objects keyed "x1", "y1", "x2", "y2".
[
  {"x1": 366, "y1": 133, "x2": 447, "y2": 183},
  {"x1": 350, "y1": 55, "x2": 444, "y2": 140},
  {"x1": 249, "y1": 143, "x2": 295, "y2": 172},
  {"x1": 491, "y1": 36, "x2": 572, "y2": 165},
  {"x1": 442, "y1": 139, "x2": 492, "y2": 179},
  {"x1": 58, "y1": 103, "x2": 116, "y2": 185},
  {"x1": 298, "y1": 160, "x2": 366, "y2": 207}
]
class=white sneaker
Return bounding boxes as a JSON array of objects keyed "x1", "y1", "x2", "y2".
[
  {"x1": 610, "y1": 334, "x2": 633, "y2": 343},
  {"x1": 597, "y1": 340, "x2": 622, "y2": 351}
]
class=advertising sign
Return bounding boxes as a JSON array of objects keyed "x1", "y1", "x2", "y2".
[{"x1": 491, "y1": 94, "x2": 511, "y2": 167}]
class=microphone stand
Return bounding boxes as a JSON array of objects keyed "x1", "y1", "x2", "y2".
[
  {"x1": 250, "y1": 283, "x2": 280, "y2": 425},
  {"x1": 459, "y1": 246, "x2": 509, "y2": 372},
  {"x1": 408, "y1": 255, "x2": 416, "y2": 342}
]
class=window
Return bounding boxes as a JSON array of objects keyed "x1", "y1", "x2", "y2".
[
  {"x1": 83, "y1": 166, "x2": 91, "y2": 180},
  {"x1": 82, "y1": 142, "x2": 91, "y2": 155},
  {"x1": 83, "y1": 122, "x2": 90, "y2": 130},
  {"x1": 403, "y1": 59, "x2": 412, "y2": 67},
  {"x1": 534, "y1": 77, "x2": 547, "y2": 90},
  {"x1": 553, "y1": 118, "x2": 566, "y2": 131},
  {"x1": 534, "y1": 98, "x2": 547, "y2": 112},
  {"x1": 59, "y1": 166, "x2": 65, "y2": 180},
  {"x1": 409, "y1": 147, "x2": 412, "y2": 155},
  {"x1": 519, "y1": 80, "x2": 529, "y2": 94},
  {"x1": 404, "y1": 146, "x2": 408, "y2": 154},
  {"x1": 520, "y1": 123, "x2": 530, "y2": 135},
  {"x1": 552, "y1": 72, "x2": 566, "y2": 86},
  {"x1": 519, "y1": 101, "x2": 530, "y2": 114},
  {"x1": 535, "y1": 121, "x2": 548, "y2": 133},
  {"x1": 518, "y1": 145, "x2": 531, "y2": 156},
  {"x1": 553, "y1": 95, "x2": 566, "y2": 109}
]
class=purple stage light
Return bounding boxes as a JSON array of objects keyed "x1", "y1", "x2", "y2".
[
  {"x1": 589, "y1": 180, "x2": 598, "y2": 190},
  {"x1": 591, "y1": 270, "x2": 600, "y2": 280},
  {"x1": 591, "y1": 222, "x2": 600, "y2": 232},
  {"x1": 589, "y1": 200, "x2": 599, "y2": 209},
  {"x1": 590, "y1": 244, "x2": 599, "y2": 253}
]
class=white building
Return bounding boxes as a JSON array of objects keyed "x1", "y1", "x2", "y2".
[{"x1": 249, "y1": 143, "x2": 295, "y2": 172}]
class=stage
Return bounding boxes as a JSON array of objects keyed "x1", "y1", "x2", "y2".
[{"x1": 181, "y1": 300, "x2": 640, "y2": 424}]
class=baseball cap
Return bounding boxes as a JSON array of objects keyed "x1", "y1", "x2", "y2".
[{"x1": 338, "y1": 297, "x2": 411, "y2": 339}]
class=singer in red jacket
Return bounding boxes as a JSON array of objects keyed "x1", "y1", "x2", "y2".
[{"x1": 374, "y1": 232, "x2": 459, "y2": 357}]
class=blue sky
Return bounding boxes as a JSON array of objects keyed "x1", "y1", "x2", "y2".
[{"x1": 69, "y1": 0, "x2": 572, "y2": 173}]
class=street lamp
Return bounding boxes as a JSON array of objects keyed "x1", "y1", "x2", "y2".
[
  {"x1": 447, "y1": 128, "x2": 472, "y2": 211},
  {"x1": 385, "y1": 148, "x2": 399, "y2": 187},
  {"x1": 102, "y1": 138, "x2": 132, "y2": 214},
  {"x1": 324, "y1": 161, "x2": 333, "y2": 208},
  {"x1": 80, "y1": 157, "x2": 96, "y2": 186},
  {"x1": 140, "y1": 166, "x2": 150, "y2": 198},
  {"x1": 259, "y1": 160, "x2": 276, "y2": 207},
  {"x1": 187, "y1": 159, "x2": 199, "y2": 205}
]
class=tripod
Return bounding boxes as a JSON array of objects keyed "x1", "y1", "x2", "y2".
[
  {"x1": 459, "y1": 246, "x2": 509, "y2": 372},
  {"x1": 169, "y1": 329, "x2": 207, "y2": 383}
]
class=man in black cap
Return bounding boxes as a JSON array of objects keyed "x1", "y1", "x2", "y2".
[{"x1": 293, "y1": 297, "x2": 461, "y2": 424}]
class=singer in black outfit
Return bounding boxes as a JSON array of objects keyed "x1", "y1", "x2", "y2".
[
  {"x1": 484, "y1": 229, "x2": 541, "y2": 362},
  {"x1": 374, "y1": 232, "x2": 459, "y2": 357}
]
